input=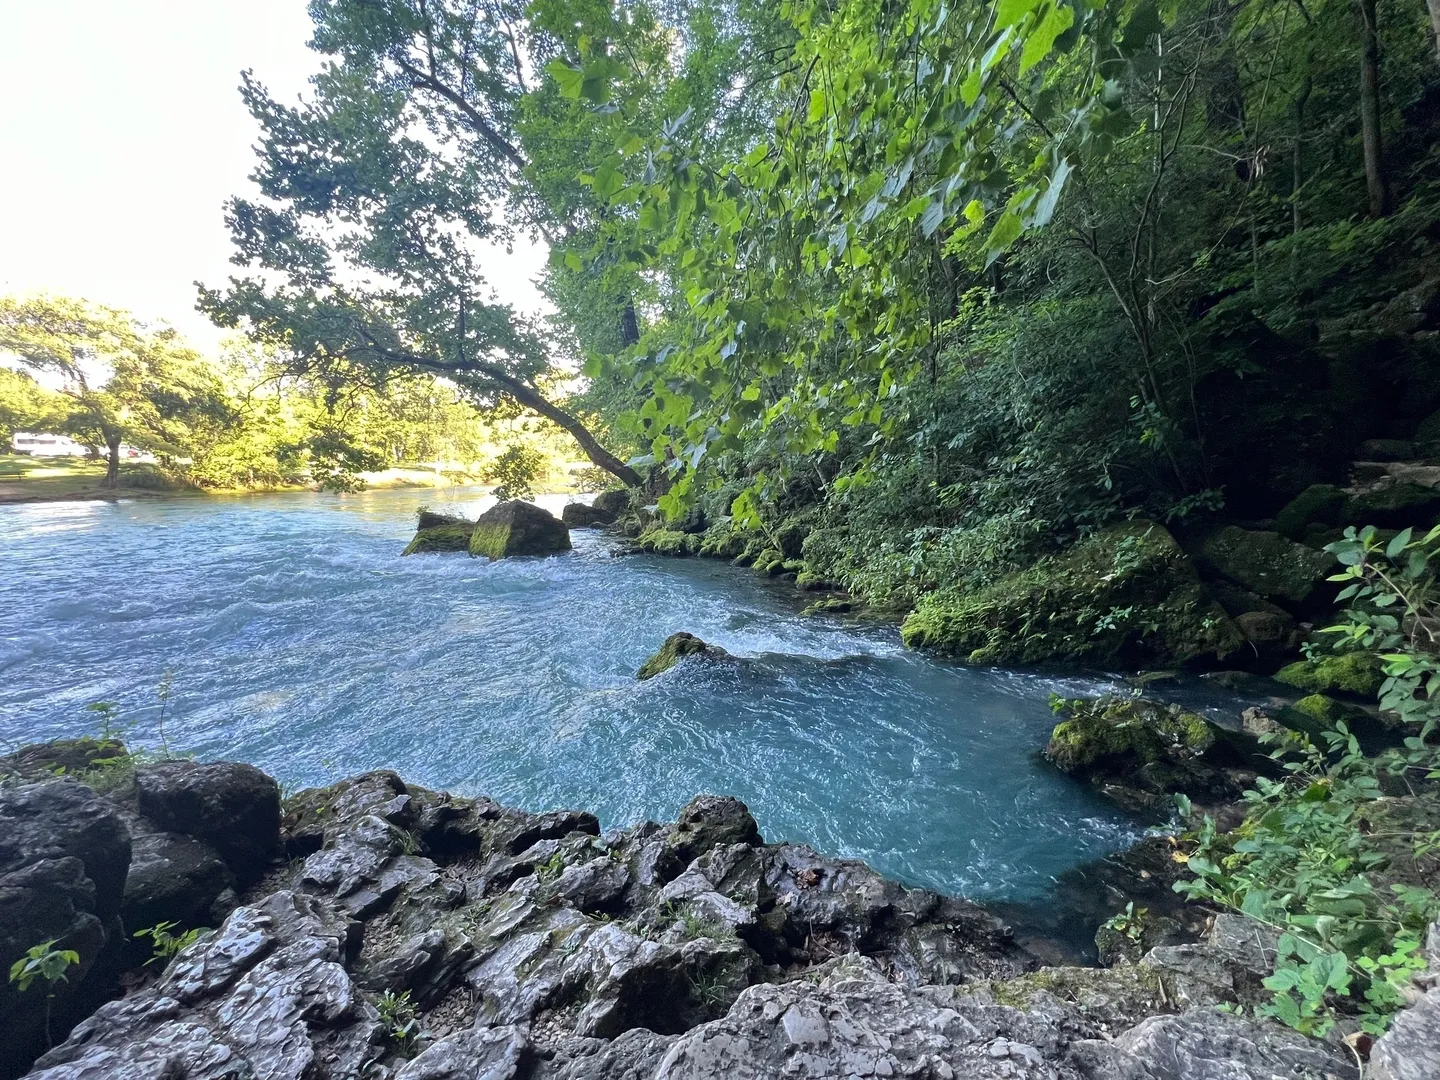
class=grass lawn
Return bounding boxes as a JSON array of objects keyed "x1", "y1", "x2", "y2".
[{"x1": 0, "y1": 453, "x2": 177, "y2": 503}]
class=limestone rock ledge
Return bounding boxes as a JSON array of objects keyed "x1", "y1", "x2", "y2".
[{"x1": 4, "y1": 756, "x2": 1432, "y2": 1080}]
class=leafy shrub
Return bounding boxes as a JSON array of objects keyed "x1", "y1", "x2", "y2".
[
  {"x1": 486, "y1": 445, "x2": 546, "y2": 500},
  {"x1": 1174, "y1": 524, "x2": 1440, "y2": 1036}
]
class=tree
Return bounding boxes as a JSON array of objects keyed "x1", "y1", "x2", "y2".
[
  {"x1": 0, "y1": 366, "x2": 67, "y2": 445},
  {"x1": 0, "y1": 296, "x2": 232, "y2": 487},
  {"x1": 200, "y1": 0, "x2": 642, "y2": 486}
]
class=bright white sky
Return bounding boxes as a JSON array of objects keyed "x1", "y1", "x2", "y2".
[{"x1": 0, "y1": 0, "x2": 549, "y2": 351}]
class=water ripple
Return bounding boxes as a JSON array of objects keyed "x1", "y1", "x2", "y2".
[{"x1": 0, "y1": 489, "x2": 1145, "y2": 901}]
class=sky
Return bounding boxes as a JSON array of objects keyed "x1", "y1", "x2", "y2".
[{"x1": 0, "y1": 0, "x2": 549, "y2": 350}]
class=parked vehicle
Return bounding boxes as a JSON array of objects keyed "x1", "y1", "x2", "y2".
[{"x1": 10, "y1": 432, "x2": 92, "y2": 457}]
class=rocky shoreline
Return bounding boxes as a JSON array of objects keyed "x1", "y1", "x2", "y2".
[{"x1": 3, "y1": 740, "x2": 1436, "y2": 1080}]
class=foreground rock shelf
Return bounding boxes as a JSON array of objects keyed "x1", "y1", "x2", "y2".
[{"x1": 2, "y1": 745, "x2": 1435, "y2": 1079}]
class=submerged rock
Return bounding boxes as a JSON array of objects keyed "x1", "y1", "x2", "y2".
[
  {"x1": 901, "y1": 522, "x2": 1242, "y2": 668},
  {"x1": 469, "y1": 500, "x2": 572, "y2": 560},
  {"x1": 636, "y1": 632, "x2": 731, "y2": 680}
]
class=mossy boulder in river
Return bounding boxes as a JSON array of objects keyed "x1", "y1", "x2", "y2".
[
  {"x1": 1274, "y1": 650, "x2": 1387, "y2": 697},
  {"x1": 402, "y1": 511, "x2": 476, "y2": 555},
  {"x1": 1045, "y1": 696, "x2": 1263, "y2": 811},
  {"x1": 1190, "y1": 525, "x2": 1336, "y2": 607},
  {"x1": 636, "y1": 631, "x2": 731, "y2": 680},
  {"x1": 899, "y1": 522, "x2": 1242, "y2": 667},
  {"x1": 561, "y1": 501, "x2": 618, "y2": 528},
  {"x1": 468, "y1": 499, "x2": 572, "y2": 560}
]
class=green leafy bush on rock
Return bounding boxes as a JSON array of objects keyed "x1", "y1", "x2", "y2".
[{"x1": 899, "y1": 522, "x2": 1242, "y2": 667}]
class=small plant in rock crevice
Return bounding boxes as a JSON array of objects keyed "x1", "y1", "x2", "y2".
[
  {"x1": 376, "y1": 989, "x2": 421, "y2": 1051},
  {"x1": 1100, "y1": 902, "x2": 1147, "y2": 945},
  {"x1": 134, "y1": 921, "x2": 206, "y2": 968},
  {"x1": 9, "y1": 939, "x2": 81, "y2": 1046}
]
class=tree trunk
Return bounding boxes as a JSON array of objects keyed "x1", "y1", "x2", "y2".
[
  {"x1": 492, "y1": 375, "x2": 644, "y2": 488},
  {"x1": 1358, "y1": 0, "x2": 1392, "y2": 217},
  {"x1": 388, "y1": 348, "x2": 644, "y2": 487},
  {"x1": 1427, "y1": 0, "x2": 1440, "y2": 63},
  {"x1": 103, "y1": 433, "x2": 121, "y2": 488}
]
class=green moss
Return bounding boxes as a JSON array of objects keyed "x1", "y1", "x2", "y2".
[
  {"x1": 468, "y1": 522, "x2": 511, "y2": 560},
  {"x1": 1274, "y1": 484, "x2": 1349, "y2": 540},
  {"x1": 467, "y1": 501, "x2": 572, "y2": 560},
  {"x1": 1274, "y1": 651, "x2": 1386, "y2": 697},
  {"x1": 900, "y1": 522, "x2": 1242, "y2": 667},
  {"x1": 1044, "y1": 697, "x2": 1215, "y2": 773},
  {"x1": 402, "y1": 524, "x2": 473, "y2": 555},
  {"x1": 752, "y1": 548, "x2": 787, "y2": 575},
  {"x1": 1283, "y1": 693, "x2": 1372, "y2": 731},
  {"x1": 637, "y1": 632, "x2": 729, "y2": 680},
  {"x1": 795, "y1": 569, "x2": 838, "y2": 591},
  {"x1": 801, "y1": 597, "x2": 854, "y2": 615},
  {"x1": 1193, "y1": 525, "x2": 1336, "y2": 605},
  {"x1": 697, "y1": 519, "x2": 750, "y2": 559},
  {"x1": 637, "y1": 529, "x2": 699, "y2": 555}
]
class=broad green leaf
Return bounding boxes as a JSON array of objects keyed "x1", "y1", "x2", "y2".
[{"x1": 1019, "y1": 3, "x2": 1074, "y2": 73}]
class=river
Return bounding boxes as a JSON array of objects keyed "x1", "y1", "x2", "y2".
[{"x1": 1, "y1": 488, "x2": 1148, "y2": 903}]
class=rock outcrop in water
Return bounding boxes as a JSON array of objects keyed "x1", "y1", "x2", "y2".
[
  {"x1": 469, "y1": 500, "x2": 572, "y2": 560},
  {"x1": 402, "y1": 511, "x2": 476, "y2": 555},
  {"x1": 635, "y1": 632, "x2": 732, "y2": 680},
  {"x1": 3, "y1": 744, "x2": 1435, "y2": 1080}
]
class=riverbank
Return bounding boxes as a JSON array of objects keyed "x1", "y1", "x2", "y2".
[
  {"x1": 0, "y1": 455, "x2": 558, "y2": 505},
  {"x1": 1, "y1": 740, "x2": 1432, "y2": 1080}
]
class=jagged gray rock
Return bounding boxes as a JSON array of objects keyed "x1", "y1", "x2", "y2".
[
  {"x1": 9, "y1": 758, "x2": 1438, "y2": 1080},
  {"x1": 1368, "y1": 920, "x2": 1440, "y2": 1080},
  {"x1": 28, "y1": 891, "x2": 375, "y2": 1080},
  {"x1": 1, "y1": 780, "x2": 132, "y2": 1079},
  {"x1": 136, "y1": 761, "x2": 281, "y2": 883}
]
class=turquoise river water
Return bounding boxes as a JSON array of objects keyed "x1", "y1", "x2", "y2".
[{"x1": 1, "y1": 488, "x2": 1150, "y2": 903}]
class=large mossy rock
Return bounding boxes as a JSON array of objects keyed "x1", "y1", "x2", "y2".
[
  {"x1": 636, "y1": 632, "x2": 731, "y2": 680},
  {"x1": 1191, "y1": 525, "x2": 1336, "y2": 607},
  {"x1": 1274, "y1": 484, "x2": 1350, "y2": 541},
  {"x1": 1274, "y1": 650, "x2": 1387, "y2": 697},
  {"x1": 899, "y1": 522, "x2": 1242, "y2": 667},
  {"x1": 1044, "y1": 696, "x2": 1263, "y2": 811},
  {"x1": 468, "y1": 499, "x2": 572, "y2": 560},
  {"x1": 402, "y1": 510, "x2": 475, "y2": 555},
  {"x1": 591, "y1": 488, "x2": 633, "y2": 517}
]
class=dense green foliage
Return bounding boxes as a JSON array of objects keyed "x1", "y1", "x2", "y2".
[
  {"x1": 210, "y1": 0, "x2": 1440, "y2": 601},
  {"x1": 0, "y1": 295, "x2": 519, "y2": 492},
  {"x1": 1176, "y1": 525, "x2": 1440, "y2": 1035}
]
